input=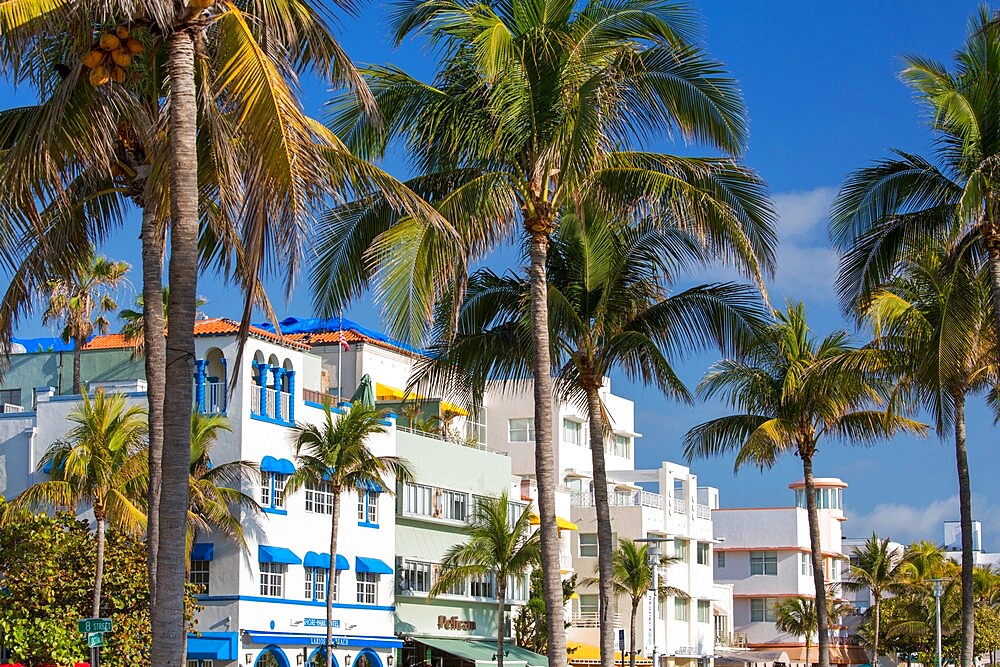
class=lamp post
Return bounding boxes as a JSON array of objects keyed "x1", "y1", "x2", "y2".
[
  {"x1": 635, "y1": 536, "x2": 674, "y2": 667},
  {"x1": 930, "y1": 579, "x2": 945, "y2": 667}
]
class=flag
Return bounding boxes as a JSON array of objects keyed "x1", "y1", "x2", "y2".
[{"x1": 339, "y1": 328, "x2": 349, "y2": 351}]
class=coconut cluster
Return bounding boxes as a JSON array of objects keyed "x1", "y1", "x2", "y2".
[{"x1": 82, "y1": 26, "x2": 144, "y2": 86}]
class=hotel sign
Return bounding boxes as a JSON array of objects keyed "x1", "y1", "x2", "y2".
[
  {"x1": 304, "y1": 619, "x2": 341, "y2": 628},
  {"x1": 437, "y1": 615, "x2": 477, "y2": 631}
]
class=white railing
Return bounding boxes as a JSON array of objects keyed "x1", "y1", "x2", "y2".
[
  {"x1": 250, "y1": 385, "x2": 262, "y2": 414},
  {"x1": 640, "y1": 491, "x2": 663, "y2": 509},
  {"x1": 280, "y1": 390, "x2": 291, "y2": 420},
  {"x1": 2, "y1": 403, "x2": 23, "y2": 413},
  {"x1": 205, "y1": 381, "x2": 226, "y2": 414},
  {"x1": 396, "y1": 425, "x2": 501, "y2": 454},
  {"x1": 695, "y1": 503, "x2": 711, "y2": 519},
  {"x1": 672, "y1": 497, "x2": 687, "y2": 514},
  {"x1": 250, "y1": 385, "x2": 293, "y2": 423},
  {"x1": 572, "y1": 612, "x2": 622, "y2": 628},
  {"x1": 572, "y1": 490, "x2": 662, "y2": 509}
]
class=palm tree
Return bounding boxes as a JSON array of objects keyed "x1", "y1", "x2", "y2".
[
  {"x1": 186, "y1": 412, "x2": 261, "y2": 564},
  {"x1": 863, "y1": 236, "x2": 998, "y2": 667},
  {"x1": 431, "y1": 492, "x2": 541, "y2": 667},
  {"x1": 319, "y1": 4, "x2": 777, "y2": 664},
  {"x1": 774, "y1": 594, "x2": 855, "y2": 667},
  {"x1": 599, "y1": 539, "x2": 686, "y2": 667},
  {"x1": 119, "y1": 287, "x2": 207, "y2": 358},
  {"x1": 829, "y1": 8, "x2": 1000, "y2": 336},
  {"x1": 6, "y1": 390, "x2": 147, "y2": 617},
  {"x1": 684, "y1": 303, "x2": 926, "y2": 667},
  {"x1": 286, "y1": 404, "x2": 414, "y2": 667},
  {"x1": 842, "y1": 534, "x2": 911, "y2": 666},
  {"x1": 416, "y1": 212, "x2": 768, "y2": 664},
  {"x1": 41, "y1": 252, "x2": 130, "y2": 394}
]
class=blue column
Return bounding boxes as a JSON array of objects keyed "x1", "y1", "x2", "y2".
[
  {"x1": 271, "y1": 367, "x2": 285, "y2": 421},
  {"x1": 221, "y1": 357, "x2": 229, "y2": 413},
  {"x1": 256, "y1": 363, "x2": 269, "y2": 414},
  {"x1": 194, "y1": 359, "x2": 208, "y2": 414},
  {"x1": 286, "y1": 370, "x2": 296, "y2": 423}
]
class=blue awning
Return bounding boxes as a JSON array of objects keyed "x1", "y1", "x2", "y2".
[
  {"x1": 187, "y1": 632, "x2": 238, "y2": 660},
  {"x1": 259, "y1": 545, "x2": 302, "y2": 565},
  {"x1": 355, "y1": 556, "x2": 392, "y2": 574},
  {"x1": 356, "y1": 479, "x2": 384, "y2": 493},
  {"x1": 303, "y1": 552, "x2": 350, "y2": 570},
  {"x1": 261, "y1": 456, "x2": 295, "y2": 474},
  {"x1": 191, "y1": 543, "x2": 214, "y2": 561}
]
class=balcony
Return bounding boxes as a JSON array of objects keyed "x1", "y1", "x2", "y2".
[
  {"x1": 572, "y1": 490, "x2": 662, "y2": 509},
  {"x1": 250, "y1": 384, "x2": 294, "y2": 425},
  {"x1": 571, "y1": 612, "x2": 623, "y2": 628},
  {"x1": 695, "y1": 503, "x2": 711, "y2": 519},
  {"x1": 715, "y1": 633, "x2": 748, "y2": 649},
  {"x1": 671, "y1": 497, "x2": 687, "y2": 514}
]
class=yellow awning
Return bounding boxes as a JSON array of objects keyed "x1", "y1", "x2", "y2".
[
  {"x1": 375, "y1": 383, "x2": 469, "y2": 416},
  {"x1": 529, "y1": 513, "x2": 578, "y2": 531},
  {"x1": 568, "y1": 643, "x2": 651, "y2": 665}
]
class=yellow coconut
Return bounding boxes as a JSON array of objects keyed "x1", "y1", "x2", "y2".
[
  {"x1": 116, "y1": 25, "x2": 129, "y2": 39},
  {"x1": 81, "y1": 49, "x2": 104, "y2": 69},
  {"x1": 111, "y1": 65, "x2": 126, "y2": 83},
  {"x1": 89, "y1": 66, "x2": 110, "y2": 86},
  {"x1": 124, "y1": 38, "x2": 144, "y2": 54},
  {"x1": 99, "y1": 33, "x2": 120, "y2": 50},
  {"x1": 111, "y1": 49, "x2": 131, "y2": 67}
]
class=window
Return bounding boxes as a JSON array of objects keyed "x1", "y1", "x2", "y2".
[
  {"x1": 305, "y1": 480, "x2": 334, "y2": 514},
  {"x1": 750, "y1": 551, "x2": 777, "y2": 575},
  {"x1": 697, "y1": 542, "x2": 710, "y2": 565},
  {"x1": 508, "y1": 574, "x2": 530, "y2": 602},
  {"x1": 0, "y1": 388, "x2": 21, "y2": 407},
  {"x1": 465, "y1": 407, "x2": 488, "y2": 445},
  {"x1": 261, "y1": 472, "x2": 287, "y2": 511},
  {"x1": 579, "y1": 594, "x2": 599, "y2": 614},
  {"x1": 579, "y1": 533, "x2": 598, "y2": 558},
  {"x1": 698, "y1": 600, "x2": 711, "y2": 623},
  {"x1": 305, "y1": 567, "x2": 329, "y2": 601},
  {"x1": 831, "y1": 557, "x2": 842, "y2": 581},
  {"x1": 562, "y1": 419, "x2": 583, "y2": 446},
  {"x1": 800, "y1": 553, "x2": 813, "y2": 576},
  {"x1": 750, "y1": 598, "x2": 777, "y2": 623},
  {"x1": 259, "y1": 562, "x2": 285, "y2": 597},
  {"x1": 400, "y1": 560, "x2": 432, "y2": 594},
  {"x1": 674, "y1": 598, "x2": 689, "y2": 621},
  {"x1": 358, "y1": 490, "x2": 378, "y2": 525},
  {"x1": 440, "y1": 490, "x2": 468, "y2": 522},
  {"x1": 612, "y1": 434, "x2": 632, "y2": 458},
  {"x1": 190, "y1": 559, "x2": 210, "y2": 594},
  {"x1": 674, "y1": 539, "x2": 689, "y2": 561},
  {"x1": 717, "y1": 552, "x2": 726, "y2": 568},
  {"x1": 357, "y1": 572, "x2": 378, "y2": 604},
  {"x1": 470, "y1": 572, "x2": 495, "y2": 598},
  {"x1": 507, "y1": 500, "x2": 528, "y2": 527},
  {"x1": 508, "y1": 418, "x2": 535, "y2": 442},
  {"x1": 403, "y1": 483, "x2": 434, "y2": 517}
]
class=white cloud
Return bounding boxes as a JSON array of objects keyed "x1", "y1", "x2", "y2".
[
  {"x1": 766, "y1": 186, "x2": 839, "y2": 302},
  {"x1": 846, "y1": 494, "x2": 1000, "y2": 549}
]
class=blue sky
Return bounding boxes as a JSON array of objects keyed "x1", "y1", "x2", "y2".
[{"x1": 4, "y1": 1, "x2": 997, "y2": 547}]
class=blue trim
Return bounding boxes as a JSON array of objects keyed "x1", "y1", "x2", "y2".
[
  {"x1": 263, "y1": 507, "x2": 288, "y2": 516},
  {"x1": 357, "y1": 648, "x2": 385, "y2": 667},
  {"x1": 187, "y1": 632, "x2": 238, "y2": 660},
  {"x1": 246, "y1": 631, "x2": 402, "y2": 649},
  {"x1": 358, "y1": 521, "x2": 379, "y2": 529},
  {"x1": 251, "y1": 412, "x2": 296, "y2": 427},
  {"x1": 50, "y1": 391, "x2": 148, "y2": 401},
  {"x1": 355, "y1": 556, "x2": 392, "y2": 575},
  {"x1": 308, "y1": 648, "x2": 341, "y2": 667},
  {"x1": 385, "y1": 413, "x2": 398, "y2": 419},
  {"x1": 378, "y1": 419, "x2": 393, "y2": 426},
  {"x1": 259, "y1": 545, "x2": 302, "y2": 564},
  {"x1": 0, "y1": 411, "x2": 35, "y2": 419},
  {"x1": 304, "y1": 400, "x2": 344, "y2": 414},
  {"x1": 356, "y1": 480, "x2": 384, "y2": 492},
  {"x1": 261, "y1": 456, "x2": 295, "y2": 474},
  {"x1": 195, "y1": 594, "x2": 394, "y2": 612},
  {"x1": 255, "y1": 645, "x2": 291, "y2": 667},
  {"x1": 304, "y1": 551, "x2": 330, "y2": 569},
  {"x1": 191, "y1": 543, "x2": 214, "y2": 561}
]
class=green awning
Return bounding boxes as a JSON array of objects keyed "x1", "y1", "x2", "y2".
[{"x1": 415, "y1": 638, "x2": 547, "y2": 667}]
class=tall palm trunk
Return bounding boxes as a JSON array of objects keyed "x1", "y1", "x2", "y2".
[
  {"x1": 141, "y1": 207, "x2": 166, "y2": 608},
  {"x1": 497, "y1": 579, "x2": 507, "y2": 667},
  {"x1": 805, "y1": 633, "x2": 812, "y2": 667},
  {"x1": 93, "y1": 514, "x2": 106, "y2": 617},
  {"x1": 983, "y1": 226, "x2": 1000, "y2": 340},
  {"x1": 585, "y1": 383, "x2": 615, "y2": 667},
  {"x1": 872, "y1": 594, "x2": 880, "y2": 667},
  {"x1": 153, "y1": 27, "x2": 199, "y2": 667},
  {"x1": 801, "y1": 451, "x2": 829, "y2": 667},
  {"x1": 953, "y1": 391, "x2": 975, "y2": 667},
  {"x1": 73, "y1": 335, "x2": 84, "y2": 394},
  {"x1": 629, "y1": 599, "x2": 639, "y2": 667},
  {"x1": 327, "y1": 489, "x2": 342, "y2": 667},
  {"x1": 526, "y1": 225, "x2": 567, "y2": 667}
]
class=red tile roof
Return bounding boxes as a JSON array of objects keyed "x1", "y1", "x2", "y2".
[
  {"x1": 85, "y1": 318, "x2": 311, "y2": 351},
  {"x1": 83, "y1": 333, "x2": 137, "y2": 350}
]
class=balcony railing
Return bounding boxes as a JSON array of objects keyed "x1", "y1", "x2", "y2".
[
  {"x1": 572, "y1": 490, "x2": 662, "y2": 509},
  {"x1": 204, "y1": 381, "x2": 226, "y2": 414},
  {"x1": 671, "y1": 497, "x2": 687, "y2": 514},
  {"x1": 572, "y1": 612, "x2": 622, "y2": 628},
  {"x1": 250, "y1": 385, "x2": 294, "y2": 424},
  {"x1": 716, "y1": 633, "x2": 747, "y2": 648},
  {"x1": 695, "y1": 503, "x2": 711, "y2": 519}
]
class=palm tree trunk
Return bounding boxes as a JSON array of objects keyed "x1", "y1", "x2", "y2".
[
  {"x1": 953, "y1": 391, "x2": 974, "y2": 667},
  {"x1": 805, "y1": 635, "x2": 811, "y2": 667},
  {"x1": 93, "y1": 514, "x2": 106, "y2": 617},
  {"x1": 73, "y1": 336, "x2": 83, "y2": 394},
  {"x1": 328, "y1": 489, "x2": 341, "y2": 667},
  {"x1": 141, "y1": 206, "x2": 166, "y2": 609},
  {"x1": 585, "y1": 383, "x2": 615, "y2": 667},
  {"x1": 629, "y1": 600, "x2": 639, "y2": 667},
  {"x1": 152, "y1": 26, "x2": 200, "y2": 667},
  {"x1": 801, "y1": 452, "x2": 830, "y2": 667},
  {"x1": 497, "y1": 580, "x2": 507, "y2": 667},
  {"x1": 873, "y1": 596, "x2": 880, "y2": 667},
  {"x1": 983, "y1": 230, "x2": 1000, "y2": 341},
  {"x1": 526, "y1": 226, "x2": 567, "y2": 667}
]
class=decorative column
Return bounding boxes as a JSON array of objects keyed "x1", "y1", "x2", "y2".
[
  {"x1": 286, "y1": 370, "x2": 296, "y2": 423},
  {"x1": 270, "y1": 366, "x2": 285, "y2": 421},
  {"x1": 220, "y1": 356, "x2": 228, "y2": 413},
  {"x1": 255, "y1": 362, "x2": 269, "y2": 414},
  {"x1": 193, "y1": 359, "x2": 208, "y2": 414}
]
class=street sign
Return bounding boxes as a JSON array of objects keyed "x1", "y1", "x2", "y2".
[
  {"x1": 79, "y1": 618, "x2": 113, "y2": 634},
  {"x1": 88, "y1": 633, "x2": 104, "y2": 648}
]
